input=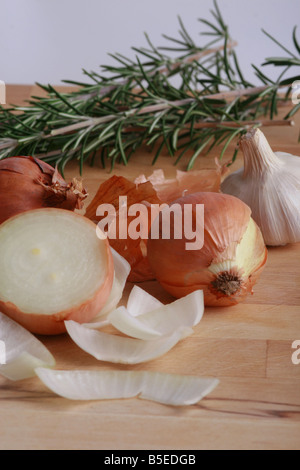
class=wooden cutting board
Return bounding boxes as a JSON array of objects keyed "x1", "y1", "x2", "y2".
[{"x1": 0, "y1": 85, "x2": 300, "y2": 450}]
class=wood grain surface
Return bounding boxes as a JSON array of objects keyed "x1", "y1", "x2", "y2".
[{"x1": 0, "y1": 85, "x2": 300, "y2": 450}]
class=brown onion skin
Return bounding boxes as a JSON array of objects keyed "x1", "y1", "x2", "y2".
[
  {"x1": 85, "y1": 168, "x2": 222, "y2": 283},
  {"x1": 0, "y1": 210, "x2": 114, "y2": 335},
  {"x1": 147, "y1": 192, "x2": 267, "y2": 307},
  {"x1": 0, "y1": 156, "x2": 87, "y2": 225},
  {"x1": 85, "y1": 175, "x2": 160, "y2": 283}
]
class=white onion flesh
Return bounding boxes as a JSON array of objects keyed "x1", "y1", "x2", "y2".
[
  {"x1": 35, "y1": 368, "x2": 219, "y2": 405},
  {"x1": 86, "y1": 282, "x2": 162, "y2": 330},
  {"x1": 108, "y1": 290, "x2": 204, "y2": 340},
  {"x1": 0, "y1": 209, "x2": 109, "y2": 315},
  {"x1": 85, "y1": 248, "x2": 131, "y2": 327},
  {"x1": 127, "y1": 285, "x2": 163, "y2": 316},
  {"x1": 65, "y1": 320, "x2": 193, "y2": 364},
  {"x1": 0, "y1": 312, "x2": 55, "y2": 380}
]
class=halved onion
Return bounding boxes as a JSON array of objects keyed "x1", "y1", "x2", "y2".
[
  {"x1": 0, "y1": 208, "x2": 114, "y2": 335},
  {"x1": 65, "y1": 320, "x2": 192, "y2": 364},
  {"x1": 35, "y1": 368, "x2": 219, "y2": 405},
  {"x1": 108, "y1": 290, "x2": 204, "y2": 340},
  {"x1": 0, "y1": 312, "x2": 55, "y2": 380}
]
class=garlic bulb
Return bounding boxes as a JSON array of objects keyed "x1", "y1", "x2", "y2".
[{"x1": 221, "y1": 128, "x2": 300, "y2": 246}]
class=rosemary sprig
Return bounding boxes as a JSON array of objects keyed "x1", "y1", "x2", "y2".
[
  {"x1": 260, "y1": 27, "x2": 300, "y2": 122},
  {"x1": 0, "y1": 0, "x2": 299, "y2": 173}
]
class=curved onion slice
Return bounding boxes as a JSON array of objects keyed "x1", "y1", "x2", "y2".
[
  {"x1": 0, "y1": 312, "x2": 55, "y2": 380},
  {"x1": 35, "y1": 368, "x2": 219, "y2": 405},
  {"x1": 127, "y1": 285, "x2": 163, "y2": 317},
  {"x1": 85, "y1": 248, "x2": 131, "y2": 328},
  {"x1": 85, "y1": 284, "x2": 163, "y2": 330},
  {"x1": 108, "y1": 290, "x2": 204, "y2": 340},
  {"x1": 65, "y1": 320, "x2": 192, "y2": 364}
]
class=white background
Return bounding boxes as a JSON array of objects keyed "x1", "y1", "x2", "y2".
[{"x1": 1, "y1": 0, "x2": 299, "y2": 85}]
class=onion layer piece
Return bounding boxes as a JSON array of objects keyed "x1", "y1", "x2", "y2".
[
  {"x1": 83, "y1": 248, "x2": 130, "y2": 329},
  {"x1": 35, "y1": 368, "x2": 219, "y2": 405},
  {"x1": 0, "y1": 156, "x2": 87, "y2": 225},
  {"x1": 85, "y1": 168, "x2": 221, "y2": 282},
  {"x1": 66, "y1": 287, "x2": 201, "y2": 363},
  {"x1": 87, "y1": 285, "x2": 164, "y2": 329},
  {"x1": 0, "y1": 312, "x2": 55, "y2": 380},
  {"x1": 94, "y1": 248, "x2": 131, "y2": 319},
  {"x1": 127, "y1": 285, "x2": 163, "y2": 317},
  {"x1": 65, "y1": 320, "x2": 193, "y2": 364},
  {"x1": 0, "y1": 208, "x2": 114, "y2": 335},
  {"x1": 108, "y1": 290, "x2": 204, "y2": 340},
  {"x1": 147, "y1": 192, "x2": 267, "y2": 307}
]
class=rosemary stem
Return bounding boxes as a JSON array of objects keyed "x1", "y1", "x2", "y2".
[
  {"x1": 49, "y1": 84, "x2": 288, "y2": 139},
  {"x1": 152, "y1": 40, "x2": 238, "y2": 74},
  {"x1": 124, "y1": 119, "x2": 294, "y2": 133}
]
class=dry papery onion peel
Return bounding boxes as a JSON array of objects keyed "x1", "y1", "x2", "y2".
[
  {"x1": 85, "y1": 167, "x2": 222, "y2": 282},
  {"x1": 134, "y1": 168, "x2": 222, "y2": 204},
  {"x1": 0, "y1": 312, "x2": 55, "y2": 381},
  {"x1": 65, "y1": 287, "x2": 203, "y2": 363},
  {"x1": 35, "y1": 369, "x2": 219, "y2": 406}
]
